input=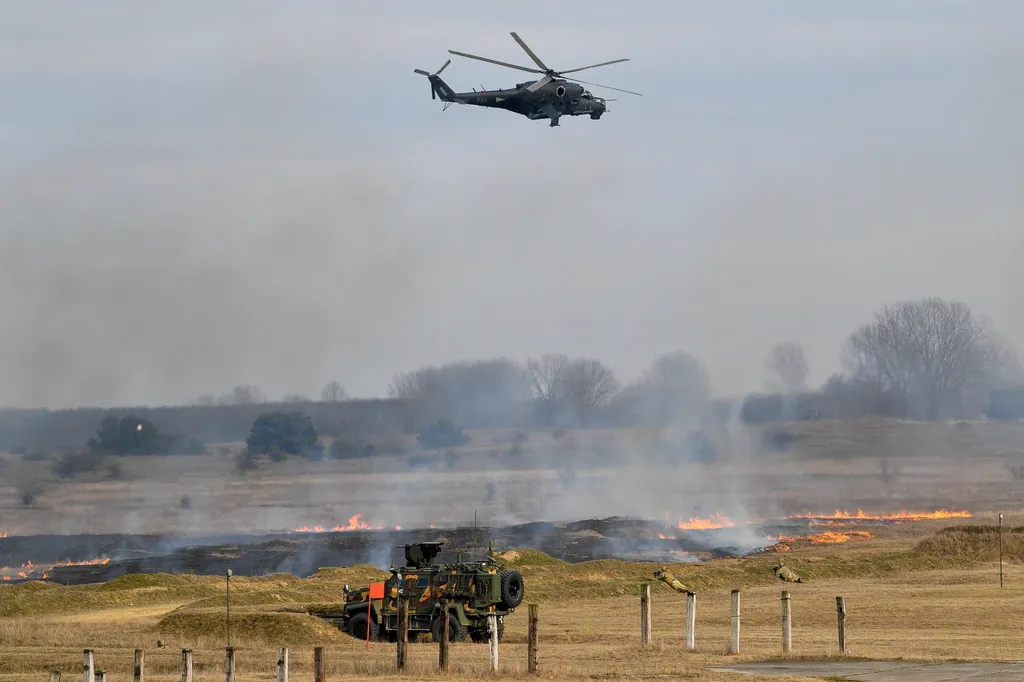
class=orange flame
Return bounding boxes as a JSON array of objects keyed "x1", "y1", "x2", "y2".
[
  {"x1": 784, "y1": 509, "x2": 971, "y2": 523},
  {"x1": 778, "y1": 531, "x2": 872, "y2": 544},
  {"x1": 292, "y1": 513, "x2": 402, "y2": 533},
  {"x1": 672, "y1": 513, "x2": 736, "y2": 530},
  {"x1": 0, "y1": 557, "x2": 111, "y2": 581},
  {"x1": 0, "y1": 532, "x2": 8, "y2": 539},
  {"x1": 767, "y1": 530, "x2": 872, "y2": 551}
]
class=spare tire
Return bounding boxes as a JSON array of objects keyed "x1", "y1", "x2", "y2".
[{"x1": 500, "y1": 569, "x2": 524, "y2": 609}]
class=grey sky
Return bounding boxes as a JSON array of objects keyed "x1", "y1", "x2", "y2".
[{"x1": 2, "y1": 1, "x2": 1022, "y2": 408}]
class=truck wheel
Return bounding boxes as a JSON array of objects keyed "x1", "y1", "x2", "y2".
[
  {"x1": 431, "y1": 612, "x2": 467, "y2": 643},
  {"x1": 346, "y1": 612, "x2": 379, "y2": 641},
  {"x1": 470, "y1": 618, "x2": 504, "y2": 643},
  {"x1": 500, "y1": 569, "x2": 524, "y2": 609}
]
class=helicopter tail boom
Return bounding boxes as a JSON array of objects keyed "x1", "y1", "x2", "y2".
[{"x1": 414, "y1": 60, "x2": 462, "y2": 104}]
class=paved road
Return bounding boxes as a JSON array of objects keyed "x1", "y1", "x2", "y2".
[{"x1": 711, "y1": 660, "x2": 1024, "y2": 681}]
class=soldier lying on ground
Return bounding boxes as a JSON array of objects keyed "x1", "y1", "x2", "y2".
[
  {"x1": 653, "y1": 567, "x2": 690, "y2": 593},
  {"x1": 773, "y1": 561, "x2": 804, "y2": 583}
]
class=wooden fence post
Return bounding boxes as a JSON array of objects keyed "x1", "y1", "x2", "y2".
[
  {"x1": 313, "y1": 647, "x2": 325, "y2": 682},
  {"x1": 50, "y1": 671, "x2": 62, "y2": 682},
  {"x1": 488, "y1": 613, "x2": 499, "y2": 672},
  {"x1": 134, "y1": 649, "x2": 144, "y2": 682},
  {"x1": 438, "y1": 600, "x2": 450, "y2": 671},
  {"x1": 181, "y1": 649, "x2": 193, "y2": 682},
  {"x1": 685, "y1": 592, "x2": 696, "y2": 652},
  {"x1": 397, "y1": 598, "x2": 409, "y2": 670},
  {"x1": 836, "y1": 596, "x2": 847, "y2": 653},
  {"x1": 730, "y1": 589, "x2": 741, "y2": 654},
  {"x1": 277, "y1": 647, "x2": 289, "y2": 682},
  {"x1": 95, "y1": 672, "x2": 105, "y2": 682},
  {"x1": 781, "y1": 591, "x2": 792, "y2": 654},
  {"x1": 527, "y1": 604, "x2": 539, "y2": 674},
  {"x1": 225, "y1": 647, "x2": 235, "y2": 682},
  {"x1": 83, "y1": 650, "x2": 94, "y2": 682},
  {"x1": 640, "y1": 583, "x2": 651, "y2": 646}
]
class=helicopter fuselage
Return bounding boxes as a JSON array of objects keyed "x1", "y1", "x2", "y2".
[{"x1": 445, "y1": 78, "x2": 606, "y2": 124}]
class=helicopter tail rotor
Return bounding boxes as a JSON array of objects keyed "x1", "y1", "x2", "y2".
[{"x1": 414, "y1": 59, "x2": 454, "y2": 101}]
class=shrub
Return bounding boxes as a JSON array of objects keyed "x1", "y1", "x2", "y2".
[
  {"x1": 51, "y1": 450, "x2": 105, "y2": 479},
  {"x1": 246, "y1": 411, "x2": 320, "y2": 457},
  {"x1": 878, "y1": 457, "x2": 901, "y2": 484},
  {"x1": 105, "y1": 460, "x2": 123, "y2": 480},
  {"x1": 23, "y1": 450, "x2": 49, "y2": 462},
  {"x1": 17, "y1": 480, "x2": 44, "y2": 507},
  {"x1": 418, "y1": 419, "x2": 471, "y2": 450},
  {"x1": 234, "y1": 450, "x2": 259, "y2": 474}
]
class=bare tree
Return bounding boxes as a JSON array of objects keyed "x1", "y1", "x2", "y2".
[
  {"x1": 281, "y1": 393, "x2": 311, "y2": 403},
  {"x1": 219, "y1": 384, "x2": 267, "y2": 405},
  {"x1": 320, "y1": 381, "x2": 346, "y2": 402},
  {"x1": 525, "y1": 353, "x2": 570, "y2": 423},
  {"x1": 562, "y1": 358, "x2": 619, "y2": 425},
  {"x1": 617, "y1": 350, "x2": 711, "y2": 427},
  {"x1": 842, "y1": 297, "x2": 1015, "y2": 419},
  {"x1": 763, "y1": 342, "x2": 810, "y2": 394},
  {"x1": 387, "y1": 359, "x2": 530, "y2": 431}
]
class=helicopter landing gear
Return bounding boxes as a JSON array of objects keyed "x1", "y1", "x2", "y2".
[{"x1": 549, "y1": 117, "x2": 560, "y2": 127}]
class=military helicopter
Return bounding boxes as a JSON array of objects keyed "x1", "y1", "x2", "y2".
[{"x1": 414, "y1": 32, "x2": 641, "y2": 127}]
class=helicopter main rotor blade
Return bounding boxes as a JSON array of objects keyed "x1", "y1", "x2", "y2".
[
  {"x1": 563, "y1": 76, "x2": 643, "y2": 96},
  {"x1": 559, "y1": 58, "x2": 630, "y2": 75},
  {"x1": 447, "y1": 49, "x2": 543, "y2": 74},
  {"x1": 509, "y1": 32, "x2": 549, "y2": 71},
  {"x1": 525, "y1": 74, "x2": 553, "y2": 91}
]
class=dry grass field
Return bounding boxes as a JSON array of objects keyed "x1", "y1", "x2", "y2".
[
  {"x1": 2, "y1": 418, "x2": 1024, "y2": 536},
  {"x1": 3, "y1": 418, "x2": 1024, "y2": 680},
  {"x1": 2, "y1": 522, "x2": 1024, "y2": 681}
]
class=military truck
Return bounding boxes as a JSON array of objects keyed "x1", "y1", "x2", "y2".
[{"x1": 311, "y1": 541, "x2": 524, "y2": 643}]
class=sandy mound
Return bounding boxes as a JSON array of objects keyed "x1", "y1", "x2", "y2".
[
  {"x1": 915, "y1": 525, "x2": 1024, "y2": 563},
  {"x1": 157, "y1": 611, "x2": 345, "y2": 644}
]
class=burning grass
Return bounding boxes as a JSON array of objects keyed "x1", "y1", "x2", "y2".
[
  {"x1": 292, "y1": 513, "x2": 401, "y2": 533},
  {"x1": 670, "y1": 513, "x2": 736, "y2": 531},
  {"x1": 786, "y1": 509, "x2": 973, "y2": 525},
  {"x1": 0, "y1": 558, "x2": 111, "y2": 582},
  {"x1": 765, "y1": 531, "x2": 873, "y2": 552}
]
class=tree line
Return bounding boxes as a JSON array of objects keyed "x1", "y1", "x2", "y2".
[
  {"x1": 1, "y1": 297, "x2": 1022, "y2": 453},
  {"x1": 385, "y1": 297, "x2": 1022, "y2": 428}
]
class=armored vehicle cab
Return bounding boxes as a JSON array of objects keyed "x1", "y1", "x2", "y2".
[{"x1": 312, "y1": 541, "x2": 524, "y2": 643}]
